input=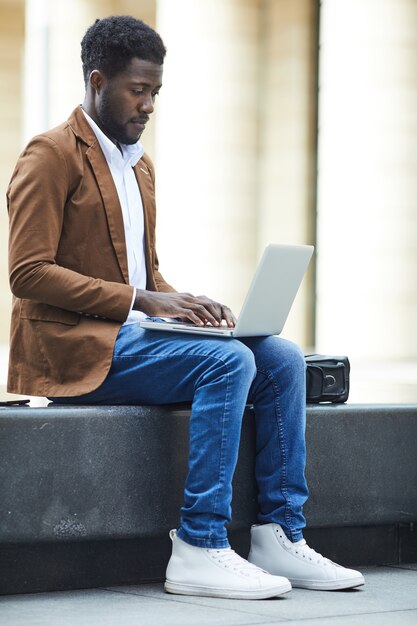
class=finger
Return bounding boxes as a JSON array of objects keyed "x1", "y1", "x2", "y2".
[
  {"x1": 190, "y1": 302, "x2": 220, "y2": 326},
  {"x1": 221, "y1": 305, "x2": 237, "y2": 327},
  {"x1": 200, "y1": 303, "x2": 223, "y2": 324},
  {"x1": 148, "y1": 293, "x2": 217, "y2": 325},
  {"x1": 181, "y1": 308, "x2": 206, "y2": 326},
  {"x1": 195, "y1": 296, "x2": 223, "y2": 324}
]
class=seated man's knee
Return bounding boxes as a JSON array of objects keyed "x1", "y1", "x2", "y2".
[
  {"x1": 257, "y1": 336, "x2": 305, "y2": 380},
  {"x1": 227, "y1": 340, "x2": 257, "y2": 384},
  {"x1": 279, "y1": 340, "x2": 306, "y2": 388},
  {"x1": 285, "y1": 339, "x2": 305, "y2": 367}
]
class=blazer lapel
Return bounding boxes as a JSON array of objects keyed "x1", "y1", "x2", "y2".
[
  {"x1": 134, "y1": 160, "x2": 155, "y2": 283},
  {"x1": 86, "y1": 144, "x2": 130, "y2": 284},
  {"x1": 69, "y1": 106, "x2": 129, "y2": 284}
]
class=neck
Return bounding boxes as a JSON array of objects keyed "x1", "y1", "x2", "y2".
[{"x1": 81, "y1": 101, "x2": 119, "y2": 148}]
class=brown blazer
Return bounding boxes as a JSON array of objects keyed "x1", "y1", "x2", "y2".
[{"x1": 7, "y1": 106, "x2": 175, "y2": 397}]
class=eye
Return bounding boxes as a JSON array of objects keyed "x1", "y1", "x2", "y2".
[
  {"x1": 152, "y1": 91, "x2": 160, "y2": 99},
  {"x1": 131, "y1": 89, "x2": 144, "y2": 95}
]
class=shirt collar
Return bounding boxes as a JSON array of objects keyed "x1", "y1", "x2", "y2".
[{"x1": 81, "y1": 108, "x2": 144, "y2": 168}]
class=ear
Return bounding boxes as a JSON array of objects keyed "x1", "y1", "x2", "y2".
[{"x1": 89, "y1": 70, "x2": 105, "y2": 94}]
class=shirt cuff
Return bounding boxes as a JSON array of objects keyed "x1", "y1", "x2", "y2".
[{"x1": 129, "y1": 287, "x2": 137, "y2": 316}]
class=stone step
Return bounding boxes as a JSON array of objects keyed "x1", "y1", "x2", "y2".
[{"x1": 0, "y1": 403, "x2": 416, "y2": 594}]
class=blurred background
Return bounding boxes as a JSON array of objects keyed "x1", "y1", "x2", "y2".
[{"x1": 0, "y1": 0, "x2": 416, "y2": 403}]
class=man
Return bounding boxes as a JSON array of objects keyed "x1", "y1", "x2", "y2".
[{"x1": 7, "y1": 15, "x2": 364, "y2": 600}]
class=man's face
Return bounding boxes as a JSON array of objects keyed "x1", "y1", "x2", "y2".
[{"x1": 94, "y1": 58, "x2": 163, "y2": 145}]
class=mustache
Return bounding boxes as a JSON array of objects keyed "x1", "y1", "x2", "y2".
[{"x1": 131, "y1": 115, "x2": 149, "y2": 124}]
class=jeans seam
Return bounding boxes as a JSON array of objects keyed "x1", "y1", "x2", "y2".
[
  {"x1": 113, "y1": 346, "x2": 241, "y2": 363},
  {"x1": 177, "y1": 527, "x2": 230, "y2": 549},
  {"x1": 208, "y1": 360, "x2": 230, "y2": 540},
  {"x1": 256, "y1": 365, "x2": 295, "y2": 540}
]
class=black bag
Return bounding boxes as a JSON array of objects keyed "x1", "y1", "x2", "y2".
[{"x1": 305, "y1": 354, "x2": 350, "y2": 403}]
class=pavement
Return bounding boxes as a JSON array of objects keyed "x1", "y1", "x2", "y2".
[{"x1": 0, "y1": 564, "x2": 416, "y2": 626}]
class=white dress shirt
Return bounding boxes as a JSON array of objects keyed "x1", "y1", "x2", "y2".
[{"x1": 82, "y1": 109, "x2": 146, "y2": 324}]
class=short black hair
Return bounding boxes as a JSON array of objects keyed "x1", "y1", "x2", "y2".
[{"x1": 81, "y1": 15, "x2": 166, "y2": 85}]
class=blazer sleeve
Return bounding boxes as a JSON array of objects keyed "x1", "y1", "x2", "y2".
[{"x1": 7, "y1": 135, "x2": 134, "y2": 322}]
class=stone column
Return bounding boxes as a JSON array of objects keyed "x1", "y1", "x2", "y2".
[
  {"x1": 154, "y1": 0, "x2": 261, "y2": 314},
  {"x1": 317, "y1": 0, "x2": 417, "y2": 400},
  {"x1": 258, "y1": 0, "x2": 318, "y2": 347}
]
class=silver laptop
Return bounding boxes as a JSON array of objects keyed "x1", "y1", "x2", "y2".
[{"x1": 140, "y1": 243, "x2": 314, "y2": 338}]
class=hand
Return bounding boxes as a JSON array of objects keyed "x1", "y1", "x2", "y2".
[{"x1": 134, "y1": 291, "x2": 236, "y2": 327}]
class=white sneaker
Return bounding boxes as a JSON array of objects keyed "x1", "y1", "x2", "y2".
[
  {"x1": 248, "y1": 524, "x2": 365, "y2": 591},
  {"x1": 165, "y1": 529, "x2": 292, "y2": 599}
]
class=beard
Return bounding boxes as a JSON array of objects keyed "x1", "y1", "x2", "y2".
[{"x1": 96, "y1": 89, "x2": 140, "y2": 145}]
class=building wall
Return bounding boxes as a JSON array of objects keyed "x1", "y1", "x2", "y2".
[
  {"x1": 258, "y1": 0, "x2": 318, "y2": 345},
  {"x1": 155, "y1": 0, "x2": 317, "y2": 347},
  {"x1": 317, "y1": 0, "x2": 417, "y2": 401},
  {"x1": 0, "y1": 0, "x2": 25, "y2": 347},
  {"x1": 154, "y1": 0, "x2": 263, "y2": 314}
]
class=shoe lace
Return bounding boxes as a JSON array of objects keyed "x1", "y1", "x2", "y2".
[
  {"x1": 275, "y1": 529, "x2": 331, "y2": 565},
  {"x1": 207, "y1": 547, "x2": 266, "y2": 575},
  {"x1": 289, "y1": 540, "x2": 331, "y2": 565}
]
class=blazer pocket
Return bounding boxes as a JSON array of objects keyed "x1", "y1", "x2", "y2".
[{"x1": 19, "y1": 300, "x2": 80, "y2": 325}]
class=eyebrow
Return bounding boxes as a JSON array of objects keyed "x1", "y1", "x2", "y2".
[{"x1": 128, "y1": 80, "x2": 162, "y2": 88}]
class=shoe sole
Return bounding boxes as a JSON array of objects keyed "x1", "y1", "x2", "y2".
[
  {"x1": 289, "y1": 575, "x2": 365, "y2": 591},
  {"x1": 165, "y1": 579, "x2": 292, "y2": 600}
]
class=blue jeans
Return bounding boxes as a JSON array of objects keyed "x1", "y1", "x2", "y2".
[{"x1": 51, "y1": 324, "x2": 308, "y2": 548}]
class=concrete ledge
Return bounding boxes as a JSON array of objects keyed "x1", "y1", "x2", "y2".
[
  {"x1": 304, "y1": 404, "x2": 417, "y2": 526},
  {"x1": 1, "y1": 403, "x2": 416, "y2": 593}
]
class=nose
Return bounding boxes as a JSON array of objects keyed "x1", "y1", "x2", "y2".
[{"x1": 139, "y1": 93, "x2": 154, "y2": 114}]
